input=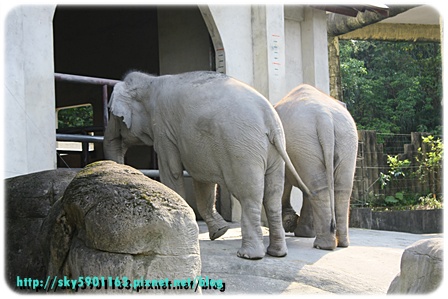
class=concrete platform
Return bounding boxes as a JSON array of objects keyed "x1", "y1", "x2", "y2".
[{"x1": 198, "y1": 221, "x2": 443, "y2": 295}]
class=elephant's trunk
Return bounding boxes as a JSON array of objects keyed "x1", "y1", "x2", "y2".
[
  {"x1": 103, "y1": 116, "x2": 126, "y2": 164},
  {"x1": 103, "y1": 136, "x2": 125, "y2": 164}
]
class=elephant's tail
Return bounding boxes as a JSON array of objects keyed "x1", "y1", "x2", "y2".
[
  {"x1": 270, "y1": 129, "x2": 312, "y2": 197},
  {"x1": 317, "y1": 117, "x2": 336, "y2": 233}
]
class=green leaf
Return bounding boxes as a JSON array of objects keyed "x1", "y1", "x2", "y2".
[
  {"x1": 395, "y1": 192, "x2": 404, "y2": 201},
  {"x1": 385, "y1": 196, "x2": 399, "y2": 204}
]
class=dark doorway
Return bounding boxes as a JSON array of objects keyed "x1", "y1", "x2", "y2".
[{"x1": 53, "y1": 5, "x2": 214, "y2": 169}]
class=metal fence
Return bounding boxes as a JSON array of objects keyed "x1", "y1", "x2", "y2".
[
  {"x1": 55, "y1": 73, "x2": 120, "y2": 167},
  {"x1": 351, "y1": 131, "x2": 443, "y2": 207}
]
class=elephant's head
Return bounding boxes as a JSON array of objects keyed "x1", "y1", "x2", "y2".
[{"x1": 103, "y1": 72, "x2": 154, "y2": 163}]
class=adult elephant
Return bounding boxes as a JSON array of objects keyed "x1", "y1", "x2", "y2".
[
  {"x1": 103, "y1": 71, "x2": 310, "y2": 259},
  {"x1": 274, "y1": 84, "x2": 358, "y2": 250}
]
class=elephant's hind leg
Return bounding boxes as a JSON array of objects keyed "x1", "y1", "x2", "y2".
[
  {"x1": 229, "y1": 177, "x2": 266, "y2": 259},
  {"x1": 334, "y1": 189, "x2": 351, "y2": 247},
  {"x1": 310, "y1": 188, "x2": 337, "y2": 250},
  {"x1": 295, "y1": 193, "x2": 315, "y2": 238},
  {"x1": 264, "y1": 165, "x2": 287, "y2": 257},
  {"x1": 237, "y1": 195, "x2": 265, "y2": 259},
  {"x1": 334, "y1": 159, "x2": 356, "y2": 248},
  {"x1": 281, "y1": 179, "x2": 299, "y2": 233},
  {"x1": 193, "y1": 180, "x2": 229, "y2": 240}
]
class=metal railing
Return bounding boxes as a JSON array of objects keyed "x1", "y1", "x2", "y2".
[
  {"x1": 55, "y1": 72, "x2": 121, "y2": 128},
  {"x1": 54, "y1": 73, "x2": 191, "y2": 178},
  {"x1": 55, "y1": 73, "x2": 120, "y2": 167}
]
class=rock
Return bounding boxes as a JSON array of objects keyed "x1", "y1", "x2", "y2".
[
  {"x1": 46, "y1": 161, "x2": 201, "y2": 293},
  {"x1": 5, "y1": 169, "x2": 78, "y2": 291},
  {"x1": 387, "y1": 238, "x2": 443, "y2": 294},
  {"x1": 7, "y1": 161, "x2": 201, "y2": 294}
]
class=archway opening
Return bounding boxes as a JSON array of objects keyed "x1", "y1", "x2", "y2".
[{"x1": 53, "y1": 5, "x2": 216, "y2": 169}]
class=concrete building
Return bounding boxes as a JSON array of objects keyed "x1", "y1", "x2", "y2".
[
  {"x1": 4, "y1": 5, "x2": 332, "y2": 178},
  {"x1": 3, "y1": 4, "x2": 440, "y2": 220}
]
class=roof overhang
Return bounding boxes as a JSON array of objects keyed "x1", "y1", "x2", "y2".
[{"x1": 312, "y1": 4, "x2": 389, "y2": 18}]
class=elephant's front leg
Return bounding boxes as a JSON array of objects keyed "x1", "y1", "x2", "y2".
[
  {"x1": 157, "y1": 147, "x2": 187, "y2": 199},
  {"x1": 193, "y1": 180, "x2": 229, "y2": 240}
]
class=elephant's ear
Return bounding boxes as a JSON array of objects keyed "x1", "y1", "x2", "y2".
[{"x1": 109, "y1": 83, "x2": 132, "y2": 129}]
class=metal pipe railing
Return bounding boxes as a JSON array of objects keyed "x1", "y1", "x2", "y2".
[
  {"x1": 56, "y1": 133, "x2": 104, "y2": 143},
  {"x1": 69, "y1": 168, "x2": 191, "y2": 178},
  {"x1": 140, "y1": 169, "x2": 191, "y2": 178},
  {"x1": 55, "y1": 72, "x2": 122, "y2": 166},
  {"x1": 55, "y1": 73, "x2": 121, "y2": 128},
  {"x1": 54, "y1": 73, "x2": 121, "y2": 86}
]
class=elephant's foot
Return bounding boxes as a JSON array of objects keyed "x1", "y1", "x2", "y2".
[
  {"x1": 313, "y1": 234, "x2": 337, "y2": 250},
  {"x1": 282, "y1": 209, "x2": 298, "y2": 232},
  {"x1": 294, "y1": 223, "x2": 315, "y2": 238},
  {"x1": 209, "y1": 225, "x2": 229, "y2": 240},
  {"x1": 267, "y1": 241, "x2": 287, "y2": 257},
  {"x1": 337, "y1": 235, "x2": 350, "y2": 247},
  {"x1": 237, "y1": 244, "x2": 265, "y2": 260},
  {"x1": 206, "y1": 216, "x2": 230, "y2": 240}
]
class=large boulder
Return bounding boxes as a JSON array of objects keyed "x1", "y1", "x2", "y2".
[
  {"x1": 7, "y1": 161, "x2": 201, "y2": 294},
  {"x1": 387, "y1": 238, "x2": 443, "y2": 294},
  {"x1": 5, "y1": 168, "x2": 78, "y2": 290}
]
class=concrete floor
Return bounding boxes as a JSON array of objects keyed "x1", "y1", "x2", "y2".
[{"x1": 198, "y1": 221, "x2": 443, "y2": 295}]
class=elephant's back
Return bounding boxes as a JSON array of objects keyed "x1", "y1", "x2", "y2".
[
  {"x1": 276, "y1": 84, "x2": 355, "y2": 127},
  {"x1": 275, "y1": 84, "x2": 357, "y2": 148},
  {"x1": 162, "y1": 72, "x2": 278, "y2": 177},
  {"x1": 164, "y1": 72, "x2": 276, "y2": 137}
]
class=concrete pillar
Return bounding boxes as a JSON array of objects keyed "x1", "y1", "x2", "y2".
[
  {"x1": 251, "y1": 5, "x2": 286, "y2": 104},
  {"x1": 301, "y1": 7, "x2": 330, "y2": 93},
  {"x1": 284, "y1": 6, "x2": 304, "y2": 93},
  {"x1": 4, "y1": 6, "x2": 57, "y2": 178}
]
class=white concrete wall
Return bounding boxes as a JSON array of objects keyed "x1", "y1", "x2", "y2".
[
  {"x1": 4, "y1": 6, "x2": 57, "y2": 178},
  {"x1": 207, "y1": 5, "x2": 254, "y2": 86},
  {"x1": 265, "y1": 5, "x2": 286, "y2": 105},
  {"x1": 252, "y1": 5, "x2": 286, "y2": 105}
]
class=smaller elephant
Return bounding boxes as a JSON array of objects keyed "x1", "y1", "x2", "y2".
[
  {"x1": 103, "y1": 71, "x2": 311, "y2": 259},
  {"x1": 274, "y1": 84, "x2": 358, "y2": 250}
]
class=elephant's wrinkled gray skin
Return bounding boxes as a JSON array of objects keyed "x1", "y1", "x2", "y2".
[
  {"x1": 104, "y1": 71, "x2": 311, "y2": 259},
  {"x1": 274, "y1": 84, "x2": 358, "y2": 250}
]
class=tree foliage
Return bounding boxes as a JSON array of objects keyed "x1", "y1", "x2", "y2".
[
  {"x1": 340, "y1": 40, "x2": 442, "y2": 134},
  {"x1": 58, "y1": 105, "x2": 93, "y2": 129},
  {"x1": 376, "y1": 135, "x2": 443, "y2": 209}
]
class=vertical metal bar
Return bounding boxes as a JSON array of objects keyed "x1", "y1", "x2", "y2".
[
  {"x1": 102, "y1": 84, "x2": 109, "y2": 129},
  {"x1": 82, "y1": 141, "x2": 89, "y2": 167}
]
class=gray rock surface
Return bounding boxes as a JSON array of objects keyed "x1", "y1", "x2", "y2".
[
  {"x1": 46, "y1": 161, "x2": 201, "y2": 293},
  {"x1": 5, "y1": 168, "x2": 78, "y2": 290},
  {"x1": 387, "y1": 238, "x2": 444, "y2": 294},
  {"x1": 7, "y1": 161, "x2": 201, "y2": 294}
]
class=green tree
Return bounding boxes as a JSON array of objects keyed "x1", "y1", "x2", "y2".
[
  {"x1": 58, "y1": 105, "x2": 93, "y2": 129},
  {"x1": 340, "y1": 40, "x2": 442, "y2": 135}
]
